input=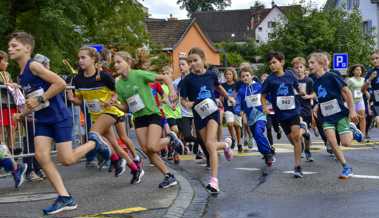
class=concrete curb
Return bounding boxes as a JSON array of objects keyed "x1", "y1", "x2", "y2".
[{"x1": 163, "y1": 167, "x2": 194, "y2": 218}]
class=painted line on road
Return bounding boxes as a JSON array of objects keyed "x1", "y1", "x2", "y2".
[
  {"x1": 351, "y1": 174, "x2": 379, "y2": 180},
  {"x1": 283, "y1": 171, "x2": 318, "y2": 175},
  {"x1": 235, "y1": 167, "x2": 260, "y2": 171},
  {"x1": 78, "y1": 207, "x2": 147, "y2": 217}
]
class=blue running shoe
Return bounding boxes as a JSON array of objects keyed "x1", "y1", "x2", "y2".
[
  {"x1": 12, "y1": 163, "x2": 27, "y2": 188},
  {"x1": 350, "y1": 122, "x2": 363, "y2": 142},
  {"x1": 43, "y1": 195, "x2": 78, "y2": 215},
  {"x1": 339, "y1": 165, "x2": 353, "y2": 179},
  {"x1": 167, "y1": 132, "x2": 184, "y2": 155},
  {"x1": 88, "y1": 131, "x2": 111, "y2": 162}
]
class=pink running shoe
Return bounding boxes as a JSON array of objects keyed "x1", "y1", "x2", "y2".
[
  {"x1": 206, "y1": 177, "x2": 219, "y2": 194},
  {"x1": 223, "y1": 137, "x2": 233, "y2": 161}
]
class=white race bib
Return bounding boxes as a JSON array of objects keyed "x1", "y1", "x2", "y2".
[
  {"x1": 127, "y1": 94, "x2": 145, "y2": 113},
  {"x1": 245, "y1": 94, "x2": 261, "y2": 108},
  {"x1": 320, "y1": 99, "x2": 341, "y2": 117},
  {"x1": 87, "y1": 100, "x2": 102, "y2": 113},
  {"x1": 374, "y1": 90, "x2": 379, "y2": 102},
  {"x1": 194, "y1": 98, "x2": 218, "y2": 119},
  {"x1": 276, "y1": 96, "x2": 295, "y2": 110},
  {"x1": 26, "y1": 88, "x2": 50, "y2": 111},
  {"x1": 353, "y1": 89, "x2": 363, "y2": 99}
]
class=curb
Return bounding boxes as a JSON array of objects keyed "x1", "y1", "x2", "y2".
[{"x1": 163, "y1": 167, "x2": 194, "y2": 218}]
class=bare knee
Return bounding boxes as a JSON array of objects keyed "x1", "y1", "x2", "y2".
[
  {"x1": 35, "y1": 151, "x2": 52, "y2": 166},
  {"x1": 58, "y1": 155, "x2": 75, "y2": 166}
]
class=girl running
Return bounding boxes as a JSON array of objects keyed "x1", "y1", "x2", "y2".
[{"x1": 180, "y1": 47, "x2": 233, "y2": 194}]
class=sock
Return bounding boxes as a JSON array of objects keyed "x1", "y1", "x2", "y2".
[
  {"x1": 111, "y1": 153, "x2": 119, "y2": 161},
  {"x1": 128, "y1": 162, "x2": 138, "y2": 172}
]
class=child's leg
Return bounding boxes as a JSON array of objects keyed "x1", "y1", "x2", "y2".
[
  {"x1": 324, "y1": 129, "x2": 347, "y2": 165},
  {"x1": 289, "y1": 125, "x2": 302, "y2": 167},
  {"x1": 250, "y1": 121, "x2": 272, "y2": 155},
  {"x1": 116, "y1": 121, "x2": 138, "y2": 159}
]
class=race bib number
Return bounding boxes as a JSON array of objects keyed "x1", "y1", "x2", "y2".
[
  {"x1": 374, "y1": 90, "x2": 379, "y2": 102},
  {"x1": 87, "y1": 100, "x2": 102, "y2": 113},
  {"x1": 194, "y1": 98, "x2": 218, "y2": 119},
  {"x1": 353, "y1": 90, "x2": 363, "y2": 99},
  {"x1": 127, "y1": 94, "x2": 145, "y2": 113},
  {"x1": 26, "y1": 88, "x2": 50, "y2": 111},
  {"x1": 245, "y1": 94, "x2": 261, "y2": 108},
  {"x1": 298, "y1": 83, "x2": 307, "y2": 93},
  {"x1": 320, "y1": 99, "x2": 341, "y2": 117},
  {"x1": 276, "y1": 96, "x2": 295, "y2": 110}
]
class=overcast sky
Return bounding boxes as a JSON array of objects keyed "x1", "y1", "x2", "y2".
[{"x1": 139, "y1": 0, "x2": 328, "y2": 19}]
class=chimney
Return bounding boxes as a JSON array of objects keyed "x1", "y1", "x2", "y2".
[
  {"x1": 271, "y1": 0, "x2": 276, "y2": 8},
  {"x1": 168, "y1": 13, "x2": 177, "y2": 20}
]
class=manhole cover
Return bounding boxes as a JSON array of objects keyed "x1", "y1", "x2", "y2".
[{"x1": 0, "y1": 192, "x2": 57, "y2": 203}]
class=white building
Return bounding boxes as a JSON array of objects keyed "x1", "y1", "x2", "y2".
[
  {"x1": 325, "y1": 0, "x2": 379, "y2": 48},
  {"x1": 254, "y1": 6, "x2": 288, "y2": 44}
]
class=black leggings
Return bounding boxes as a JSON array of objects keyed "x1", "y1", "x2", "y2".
[{"x1": 266, "y1": 114, "x2": 280, "y2": 146}]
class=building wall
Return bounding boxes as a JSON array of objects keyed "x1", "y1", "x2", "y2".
[
  {"x1": 255, "y1": 7, "x2": 287, "y2": 44},
  {"x1": 172, "y1": 25, "x2": 220, "y2": 79}
]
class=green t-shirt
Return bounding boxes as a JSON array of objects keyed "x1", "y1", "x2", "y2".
[
  {"x1": 346, "y1": 77, "x2": 364, "y2": 102},
  {"x1": 161, "y1": 84, "x2": 181, "y2": 119},
  {"x1": 116, "y1": 69, "x2": 160, "y2": 118}
]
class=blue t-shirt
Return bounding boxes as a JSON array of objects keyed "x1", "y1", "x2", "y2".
[
  {"x1": 297, "y1": 76, "x2": 314, "y2": 116},
  {"x1": 221, "y1": 82, "x2": 237, "y2": 112},
  {"x1": 261, "y1": 71, "x2": 300, "y2": 122},
  {"x1": 19, "y1": 60, "x2": 71, "y2": 124},
  {"x1": 365, "y1": 67, "x2": 379, "y2": 105},
  {"x1": 237, "y1": 81, "x2": 266, "y2": 126},
  {"x1": 313, "y1": 72, "x2": 349, "y2": 124},
  {"x1": 180, "y1": 70, "x2": 220, "y2": 105}
]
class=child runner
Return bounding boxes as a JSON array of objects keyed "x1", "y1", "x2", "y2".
[
  {"x1": 261, "y1": 51, "x2": 304, "y2": 178},
  {"x1": 221, "y1": 67, "x2": 242, "y2": 151},
  {"x1": 180, "y1": 47, "x2": 233, "y2": 194},
  {"x1": 237, "y1": 65, "x2": 275, "y2": 166},
  {"x1": 113, "y1": 51, "x2": 182, "y2": 189},
  {"x1": 363, "y1": 50, "x2": 379, "y2": 128},
  {"x1": 308, "y1": 52, "x2": 355, "y2": 179},
  {"x1": 10, "y1": 32, "x2": 111, "y2": 215},
  {"x1": 292, "y1": 57, "x2": 314, "y2": 161},
  {"x1": 68, "y1": 47, "x2": 143, "y2": 183},
  {"x1": 346, "y1": 64, "x2": 366, "y2": 136}
]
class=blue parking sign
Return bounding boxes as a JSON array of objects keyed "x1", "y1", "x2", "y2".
[{"x1": 333, "y1": 53, "x2": 349, "y2": 70}]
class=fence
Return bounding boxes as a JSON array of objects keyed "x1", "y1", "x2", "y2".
[{"x1": 0, "y1": 85, "x2": 132, "y2": 159}]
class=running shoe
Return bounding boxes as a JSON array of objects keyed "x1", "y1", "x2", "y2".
[
  {"x1": 350, "y1": 122, "x2": 363, "y2": 142},
  {"x1": 88, "y1": 131, "x2": 112, "y2": 162},
  {"x1": 114, "y1": 159, "x2": 126, "y2": 177},
  {"x1": 173, "y1": 153, "x2": 180, "y2": 164},
  {"x1": 43, "y1": 195, "x2": 78, "y2": 215},
  {"x1": 293, "y1": 166, "x2": 304, "y2": 178},
  {"x1": 167, "y1": 132, "x2": 184, "y2": 154},
  {"x1": 305, "y1": 150, "x2": 314, "y2": 162},
  {"x1": 224, "y1": 138, "x2": 233, "y2": 161},
  {"x1": 206, "y1": 177, "x2": 220, "y2": 194},
  {"x1": 12, "y1": 163, "x2": 27, "y2": 188},
  {"x1": 237, "y1": 144, "x2": 243, "y2": 153},
  {"x1": 339, "y1": 165, "x2": 353, "y2": 179},
  {"x1": 264, "y1": 153, "x2": 274, "y2": 167},
  {"x1": 130, "y1": 168, "x2": 145, "y2": 184},
  {"x1": 158, "y1": 173, "x2": 178, "y2": 189}
]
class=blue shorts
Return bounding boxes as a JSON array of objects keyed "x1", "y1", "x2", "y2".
[
  {"x1": 194, "y1": 110, "x2": 220, "y2": 130},
  {"x1": 35, "y1": 119, "x2": 73, "y2": 143}
]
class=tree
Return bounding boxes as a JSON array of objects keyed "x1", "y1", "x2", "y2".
[{"x1": 177, "y1": 0, "x2": 231, "y2": 16}]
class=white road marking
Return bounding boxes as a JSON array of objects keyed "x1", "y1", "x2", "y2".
[
  {"x1": 351, "y1": 174, "x2": 379, "y2": 180},
  {"x1": 235, "y1": 168, "x2": 260, "y2": 171},
  {"x1": 283, "y1": 171, "x2": 318, "y2": 175}
]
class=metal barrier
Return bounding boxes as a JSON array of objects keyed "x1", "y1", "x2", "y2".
[{"x1": 0, "y1": 85, "x2": 132, "y2": 159}]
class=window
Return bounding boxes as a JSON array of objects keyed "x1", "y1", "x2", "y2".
[
  {"x1": 258, "y1": 27, "x2": 262, "y2": 31},
  {"x1": 347, "y1": 0, "x2": 353, "y2": 10},
  {"x1": 268, "y1": 21, "x2": 276, "y2": 28},
  {"x1": 256, "y1": 40, "x2": 260, "y2": 43},
  {"x1": 353, "y1": 0, "x2": 359, "y2": 8},
  {"x1": 363, "y1": 20, "x2": 373, "y2": 35}
]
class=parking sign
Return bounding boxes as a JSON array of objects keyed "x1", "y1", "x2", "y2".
[{"x1": 333, "y1": 53, "x2": 349, "y2": 71}]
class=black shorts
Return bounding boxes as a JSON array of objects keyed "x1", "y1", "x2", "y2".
[
  {"x1": 167, "y1": 118, "x2": 177, "y2": 127},
  {"x1": 279, "y1": 116, "x2": 301, "y2": 135},
  {"x1": 104, "y1": 113, "x2": 126, "y2": 124},
  {"x1": 134, "y1": 114, "x2": 162, "y2": 129},
  {"x1": 194, "y1": 111, "x2": 220, "y2": 130},
  {"x1": 301, "y1": 115, "x2": 312, "y2": 127}
]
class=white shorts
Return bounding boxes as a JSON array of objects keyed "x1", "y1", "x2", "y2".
[{"x1": 224, "y1": 111, "x2": 242, "y2": 127}]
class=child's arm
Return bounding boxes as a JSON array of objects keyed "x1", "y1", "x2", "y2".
[
  {"x1": 216, "y1": 85, "x2": 235, "y2": 104},
  {"x1": 341, "y1": 87, "x2": 358, "y2": 123},
  {"x1": 155, "y1": 75, "x2": 177, "y2": 101},
  {"x1": 261, "y1": 93, "x2": 269, "y2": 114}
]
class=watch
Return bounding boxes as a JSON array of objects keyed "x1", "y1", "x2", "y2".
[{"x1": 36, "y1": 96, "x2": 45, "y2": 104}]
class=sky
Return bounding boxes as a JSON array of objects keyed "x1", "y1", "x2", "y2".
[{"x1": 139, "y1": 0, "x2": 328, "y2": 19}]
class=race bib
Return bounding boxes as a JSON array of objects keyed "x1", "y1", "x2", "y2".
[
  {"x1": 276, "y1": 96, "x2": 295, "y2": 110},
  {"x1": 194, "y1": 98, "x2": 218, "y2": 119},
  {"x1": 127, "y1": 94, "x2": 145, "y2": 113},
  {"x1": 245, "y1": 94, "x2": 261, "y2": 108},
  {"x1": 87, "y1": 100, "x2": 102, "y2": 113},
  {"x1": 26, "y1": 88, "x2": 50, "y2": 111},
  {"x1": 320, "y1": 99, "x2": 341, "y2": 117},
  {"x1": 353, "y1": 89, "x2": 363, "y2": 99},
  {"x1": 374, "y1": 90, "x2": 379, "y2": 102}
]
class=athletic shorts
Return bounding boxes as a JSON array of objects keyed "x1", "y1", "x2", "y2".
[
  {"x1": 279, "y1": 116, "x2": 301, "y2": 135},
  {"x1": 35, "y1": 119, "x2": 73, "y2": 143},
  {"x1": 194, "y1": 111, "x2": 220, "y2": 130},
  {"x1": 224, "y1": 111, "x2": 242, "y2": 127},
  {"x1": 354, "y1": 99, "x2": 365, "y2": 112},
  {"x1": 167, "y1": 118, "x2": 177, "y2": 127},
  {"x1": 134, "y1": 114, "x2": 162, "y2": 129},
  {"x1": 322, "y1": 117, "x2": 351, "y2": 135},
  {"x1": 104, "y1": 113, "x2": 125, "y2": 124},
  {"x1": 301, "y1": 115, "x2": 312, "y2": 128}
]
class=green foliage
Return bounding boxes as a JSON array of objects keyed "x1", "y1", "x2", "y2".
[
  {"x1": 0, "y1": 0, "x2": 149, "y2": 78},
  {"x1": 177, "y1": 0, "x2": 231, "y2": 16},
  {"x1": 216, "y1": 39, "x2": 259, "y2": 64}
]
